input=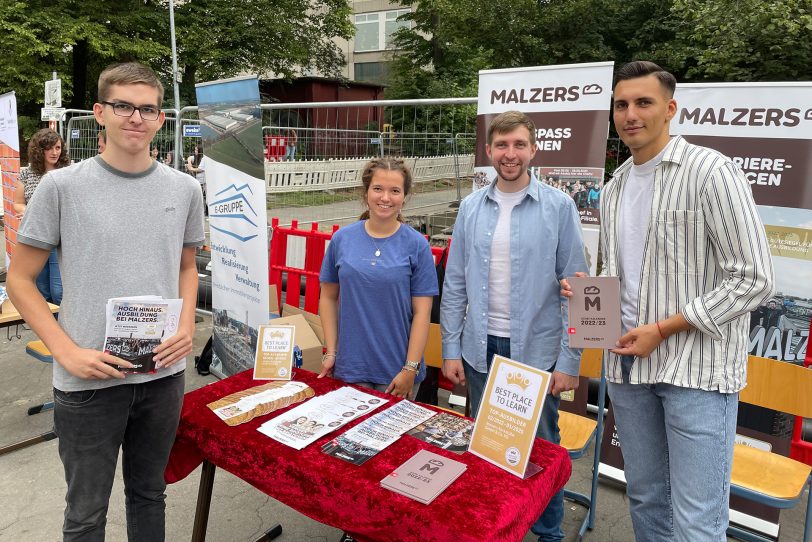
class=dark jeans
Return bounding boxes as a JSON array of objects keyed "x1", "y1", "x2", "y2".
[
  {"x1": 53, "y1": 371, "x2": 185, "y2": 542},
  {"x1": 463, "y1": 335, "x2": 564, "y2": 542}
]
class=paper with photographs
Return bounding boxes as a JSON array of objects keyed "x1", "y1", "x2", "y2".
[
  {"x1": 406, "y1": 412, "x2": 474, "y2": 454},
  {"x1": 322, "y1": 400, "x2": 436, "y2": 465},
  {"x1": 207, "y1": 381, "x2": 314, "y2": 426},
  {"x1": 103, "y1": 296, "x2": 183, "y2": 374},
  {"x1": 258, "y1": 386, "x2": 388, "y2": 450}
]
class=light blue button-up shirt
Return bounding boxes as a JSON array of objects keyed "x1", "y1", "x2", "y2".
[{"x1": 440, "y1": 175, "x2": 587, "y2": 376}]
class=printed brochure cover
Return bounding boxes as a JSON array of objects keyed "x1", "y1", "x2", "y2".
[
  {"x1": 103, "y1": 296, "x2": 182, "y2": 373},
  {"x1": 258, "y1": 387, "x2": 389, "y2": 450},
  {"x1": 207, "y1": 381, "x2": 314, "y2": 426},
  {"x1": 322, "y1": 401, "x2": 435, "y2": 465},
  {"x1": 380, "y1": 449, "x2": 467, "y2": 504},
  {"x1": 406, "y1": 412, "x2": 473, "y2": 454}
]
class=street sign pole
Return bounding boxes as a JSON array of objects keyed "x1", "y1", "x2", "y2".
[{"x1": 169, "y1": 0, "x2": 182, "y2": 168}]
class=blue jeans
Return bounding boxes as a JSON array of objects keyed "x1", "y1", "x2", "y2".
[
  {"x1": 53, "y1": 371, "x2": 185, "y2": 542},
  {"x1": 608, "y1": 356, "x2": 738, "y2": 542},
  {"x1": 464, "y1": 335, "x2": 564, "y2": 542},
  {"x1": 35, "y1": 248, "x2": 62, "y2": 304}
]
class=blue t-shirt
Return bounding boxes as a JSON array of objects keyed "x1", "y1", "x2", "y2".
[{"x1": 319, "y1": 221, "x2": 439, "y2": 385}]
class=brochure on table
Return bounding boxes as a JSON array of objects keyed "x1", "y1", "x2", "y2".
[
  {"x1": 253, "y1": 324, "x2": 295, "y2": 380},
  {"x1": 103, "y1": 296, "x2": 183, "y2": 374},
  {"x1": 322, "y1": 400, "x2": 435, "y2": 465},
  {"x1": 567, "y1": 276, "x2": 621, "y2": 349},
  {"x1": 258, "y1": 387, "x2": 388, "y2": 450},
  {"x1": 207, "y1": 381, "x2": 314, "y2": 426},
  {"x1": 407, "y1": 412, "x2": 474, "y2": 454},
  {"x1": 468, "y1": 355, "x2": 551, "y2": 479},
  {"x1": 380, "y1": 449, "x2": 467, "y2": 504}
]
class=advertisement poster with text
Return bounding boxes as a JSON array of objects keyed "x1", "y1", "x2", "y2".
[
  {"x1": 672, "y1": 83, "x2": 811, "y2": 367},
  {"x1": 468, "y1": 355, "x2": 551, "y2": 478},
  {"x1": 195, "y1": 75, "x2": 269, "y2": 377},
  {"x1": 0, "y1": 91, "x2": 19, "y2": 267},
  {"x1": 476, "y1": 62, "x2": 614, "y2": 274}
]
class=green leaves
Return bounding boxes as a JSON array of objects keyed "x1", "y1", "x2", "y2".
[
  {"x1": 0, "y1": 0, "x2": 353, "y2": 137},
  {"x1": 387, "y1": 0, "x2": 812, "y2": 100}
]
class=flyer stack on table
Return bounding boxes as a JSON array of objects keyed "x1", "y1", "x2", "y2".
[{"x1": 165, "y1": 368, "x2": 572, "y2": 542}]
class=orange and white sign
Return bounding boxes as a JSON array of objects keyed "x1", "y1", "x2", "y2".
[
  {"x1": 468, "y1": 355, "x2": 551, "y2": 478},
  {"x1": 253, "y1": 324, "x2": 295, "y2": 380}
]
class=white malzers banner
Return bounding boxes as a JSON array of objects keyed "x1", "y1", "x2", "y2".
[{"x1": 673, "y1": 83, "x2": 811, "y2": 366}]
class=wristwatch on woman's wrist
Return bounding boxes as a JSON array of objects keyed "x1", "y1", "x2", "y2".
[{"x1": 403, "y1": 360, "x2": 420, "y2": 373}]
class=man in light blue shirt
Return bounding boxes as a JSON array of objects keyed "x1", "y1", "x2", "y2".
[{"x1": 441, "y1": 110, "x2": 587, "y2": 542}]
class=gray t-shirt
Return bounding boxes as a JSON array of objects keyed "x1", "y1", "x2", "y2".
[{"x1": 18, "y1": 156, "x2": 206, "y2": 392}]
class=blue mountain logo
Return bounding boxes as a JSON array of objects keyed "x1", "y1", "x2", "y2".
[{"x1": 209, "y1": 182, "x2": 260, "y2": 242}]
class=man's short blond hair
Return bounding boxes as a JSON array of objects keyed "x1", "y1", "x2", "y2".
[
  {"x1": 98, "y1": 62, "x2": 164, "y2": 104},
  {"x1": 487, "y1": 110, "x2": 536, "y2": 146}
]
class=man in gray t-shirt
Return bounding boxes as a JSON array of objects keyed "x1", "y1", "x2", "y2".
[{"x1": 8, "y1": 62, "x2": 204, "y2": 541}]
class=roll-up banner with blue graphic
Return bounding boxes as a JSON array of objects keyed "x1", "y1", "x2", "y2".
[{"x1": 195, "y1": 75, "x2": 269, "y2": 377}]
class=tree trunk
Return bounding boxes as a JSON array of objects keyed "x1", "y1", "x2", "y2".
[{"x1": 71, "y1": 40, "x2": 89, "y2": 108}]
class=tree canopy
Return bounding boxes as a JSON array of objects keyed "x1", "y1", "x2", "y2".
[
  {"x1": 387, "y1": 0, "x2": 812, "y2": 99},
  {"x1": 0, "y1": 0, "x2": 353, "y2": 138}
]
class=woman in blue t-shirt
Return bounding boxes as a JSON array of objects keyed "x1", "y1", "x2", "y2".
[{"x1": 318, "y1": 157, "x2": 439, "y2": 398}]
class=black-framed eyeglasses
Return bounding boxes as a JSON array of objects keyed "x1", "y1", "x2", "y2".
[{"x1": 100, "y1": 101, "x2": 161, "y2": 121}]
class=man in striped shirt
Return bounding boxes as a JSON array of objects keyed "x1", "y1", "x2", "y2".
[{"x1": 575, "y1": 61, "x2": 774, "y2": 541}]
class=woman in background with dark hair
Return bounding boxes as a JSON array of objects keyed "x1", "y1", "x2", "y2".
[
  {"x1": 13, "y1": 128, "x2": 70, "y2": 304},
  {"x1": 318, "y1": 157, "x2": 438, "y2": 399}
]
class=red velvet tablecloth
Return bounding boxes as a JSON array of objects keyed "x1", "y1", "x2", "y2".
[{"x1": 165, "y1": 369, "x2": 571, "y2": 542}]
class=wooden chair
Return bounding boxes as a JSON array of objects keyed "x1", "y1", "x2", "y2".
[
  {"x1": 559, "y1": 348, "x2": 606, "y2": 539},
  {"x1": 25, "y1": 340, "x2": 54, "y2": 415},
  {"x1": 423, "y1": 323, "x2": 470, "y2": 416},
  {"x1": 728, "y1": 356, "x2": 812, "y2": 542}
]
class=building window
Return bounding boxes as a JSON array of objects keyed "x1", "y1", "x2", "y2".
[
  {"x1": 354, "y1": 62, "x2": 390, "y2": 84},
  {"x1": 354, "y1": 9, "x2": 411, "y2": 52}
]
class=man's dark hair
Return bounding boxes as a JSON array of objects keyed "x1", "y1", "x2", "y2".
[{"x1": 613, "y1": 61, "x2": 677, "y2": 97}]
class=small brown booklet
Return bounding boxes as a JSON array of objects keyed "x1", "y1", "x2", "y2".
[
  {"x1": 567, "y1": 276, "x2": 621, "y2": 349},
  {"x1": 380, "y1": 449, "x2": 467, "y2": 504}
]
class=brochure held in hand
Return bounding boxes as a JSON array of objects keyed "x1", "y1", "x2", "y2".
[{"x1": 103, "y1": 296, "x2": 183, "y2": 374}]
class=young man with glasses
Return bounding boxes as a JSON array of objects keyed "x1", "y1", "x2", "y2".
[{"x1": 8, "y1": 62, "x2": 205, "y2": 541}]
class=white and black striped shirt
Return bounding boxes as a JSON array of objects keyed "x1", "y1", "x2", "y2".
[{"x1": 601, "y1": 136, "x2": 775, "y2": 393}]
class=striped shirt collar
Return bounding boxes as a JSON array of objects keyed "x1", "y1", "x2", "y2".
[{"x1": 614, "y1": 135, "x2": 686, "y2": 178}]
